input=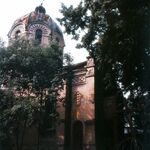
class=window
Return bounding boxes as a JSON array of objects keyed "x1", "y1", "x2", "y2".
[
  {"x1": 35, "y1": 29, "x2": 42, "y2": 44},
  {"x1": 15, "y1": 30, "x2": 21, "y2": 38},
  {"x1": 56, "y1": 37, "x2": 60, "y2": 43}
]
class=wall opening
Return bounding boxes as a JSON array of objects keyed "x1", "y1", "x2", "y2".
[
  {"x1": 15, "y1": 30, "x2": 21, "y2": 39},
  {"x1": 35, "y1": 29, "x2": 42, "y2": 44},
  {"x1": 72, "y1": 120, "x2": 83, "y2": 150}
]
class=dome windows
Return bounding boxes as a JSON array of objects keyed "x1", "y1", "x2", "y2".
[
  {"x1": 15, "y1": 30, "x2": 21, "y2": 38},
  {"x1": 35, "y1": 29, "x2": 42, "y2": 44},
  {"x1": 56, "y1": 37, "x2": 60, "y2": 43}
]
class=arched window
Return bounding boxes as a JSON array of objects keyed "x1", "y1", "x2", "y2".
[
  {"x1": 56, "y1": 37, "x2": 60, "y2": 43},
  {"x1": 15, "y1": 30, "x2": 21, "y2": 38},
  {"x1": 35, "y1": 29, "x2": 42, "y2": 44}
]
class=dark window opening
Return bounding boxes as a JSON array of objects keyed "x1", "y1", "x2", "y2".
[
  {"x1": 15, "y1": 30, "x2": 21, "y2": 38},
  {"x1": 35, "y1": 29, "x2": 42, "y2": 44},
  {"x1": 56, "y1": 37, "x2": 60, "y2": 43}
]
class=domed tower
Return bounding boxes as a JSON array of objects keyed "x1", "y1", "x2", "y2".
[{"x1": 8, "y1": 5, "x2": 65, "y2": 48}]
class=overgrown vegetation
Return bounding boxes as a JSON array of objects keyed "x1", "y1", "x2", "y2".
[
  {"x1": 0, "y1": 39, "x2": 64, "y2": 150},
  {"x1": 58, "y1": 0, "x2": 150, "y2": 149}
]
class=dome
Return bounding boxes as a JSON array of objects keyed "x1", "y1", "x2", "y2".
[{"x1": 8, "y1": 5, "x2": 65, "y2": 47}]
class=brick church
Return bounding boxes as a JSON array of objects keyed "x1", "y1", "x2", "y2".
[{"x1": 8, "y1": 5, "x2": 95, "y2": 150}]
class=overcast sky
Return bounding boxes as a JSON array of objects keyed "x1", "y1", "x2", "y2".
[{"x1": 0, "y1": 0, "x2": 88, "y2": 63}]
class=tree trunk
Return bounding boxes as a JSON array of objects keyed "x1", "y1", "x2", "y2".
[
  {"x1": 37, "y1": 125, "x2": 40, "y2": 150},
  {"x1": 95, "y1": 65, "x2": 106, "y2": 150},
  {"x1": 20, "y1": 119, "x2": 27, "y2": 150},
  {"x1": 94, "y1": 62, "x2": 116, "y2": 150},
  {"x1": 64, "y1": 68, "x2": 73, "y2": 150},
  {"x1": 143, "y1": 98, "x2": 150, "y2": 150}
]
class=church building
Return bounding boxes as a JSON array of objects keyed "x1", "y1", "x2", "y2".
[{"x1": 8, "y1": 5, "x2": 95, "y2": 150}]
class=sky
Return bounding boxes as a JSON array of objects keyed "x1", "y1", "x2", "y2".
[{"x1": 0, "y1": 0, "x2": 88, "y2": 63}]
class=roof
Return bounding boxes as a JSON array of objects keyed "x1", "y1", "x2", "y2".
[{"x1": 8, "y1": 5, "x2": 63, "y2": 38}]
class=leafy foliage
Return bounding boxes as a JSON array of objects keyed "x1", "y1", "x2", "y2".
[
  {"x1": 0, "y1": 39, "x2": 64, "y2": 149},
  {"x1": 59, "y1": 0, "x2": 150, "y2": 95},
  {"x1": 58, "y1": 0, "x2": 150, "y2": 149}
]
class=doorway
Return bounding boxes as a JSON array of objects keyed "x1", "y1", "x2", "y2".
[{"x1": 72, "y1": 120, "x2": 83, "y2": 150}]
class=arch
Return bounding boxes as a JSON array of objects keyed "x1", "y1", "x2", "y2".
[
  {"x1": 35, "y1": 29, "x2": 42, "y2": 44},
  {"x1": 72, "y1": 120, "x2": 83, "y2": 150}
]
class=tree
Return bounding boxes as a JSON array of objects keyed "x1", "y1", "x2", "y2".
[
  {"x1": 58, "y1": 0, "x2": 150, "y2": 149},
  {"x1": 0, "y1": 39, "x2": 64, "y2": 150}
]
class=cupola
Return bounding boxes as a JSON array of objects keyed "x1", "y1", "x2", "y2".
[{"x1": 8, "y1": 5, "x2": 65, "y2": 48}]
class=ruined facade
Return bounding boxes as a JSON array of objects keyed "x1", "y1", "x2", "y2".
[
  {"x1": 57, "y1": 57, "x2": 95, "y2": 150},
  {"x1": 8, "y1": 5, "x2": 95, "y2": 150}
]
